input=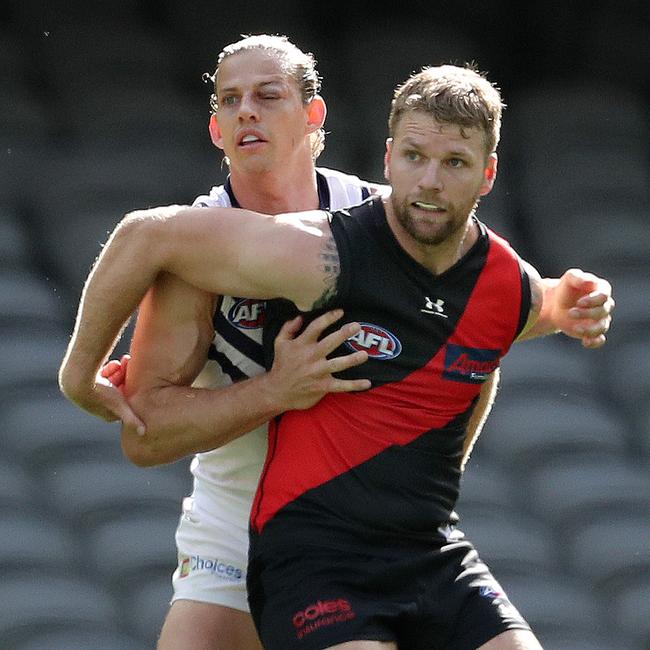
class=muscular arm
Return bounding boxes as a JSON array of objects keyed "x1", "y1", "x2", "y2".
[
  {"x1": 458, "y1": 264, "x2": 612, "y2": 469},
  {"x1": 516, "y1": 263, "x2": 613, "y2": 347},
  {"x1": 121, "y1": 274, "x2": 289, "y2": 466},
  {"x1": 119, "y1": 273, "x2": 240, "y2": 465},
  {"x1": 120, "y1": 274, "x2": 368, "y2": 467},
  {"x1": 458, "y1": 263, "x2": 613, "y2": 469},
  {"x1": 59, "y1": 205, "x2": 336, "y2": 416}
]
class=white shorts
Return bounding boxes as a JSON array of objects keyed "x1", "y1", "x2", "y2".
[{"x1": 170, "y1": 486, "x2": 254, "y2": 612}]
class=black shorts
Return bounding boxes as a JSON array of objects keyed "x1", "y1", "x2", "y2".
[{"x1": 248, "y1": 530, "x2": 530, "y2": 650}]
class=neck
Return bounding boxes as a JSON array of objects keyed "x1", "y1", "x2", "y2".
[{"x1": 228, "y1": 158, "x2": 320, "y2": 215}]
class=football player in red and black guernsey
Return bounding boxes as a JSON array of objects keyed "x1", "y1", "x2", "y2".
[{"x1": 60, "y1": 64, "x2": 614, "y2": 650}]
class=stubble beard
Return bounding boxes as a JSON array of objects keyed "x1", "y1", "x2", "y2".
[{"x1": 391, "y1": 193, "x2": 480, "y2": 247}]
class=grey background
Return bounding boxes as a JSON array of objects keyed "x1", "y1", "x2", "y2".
[{"x1": 1, "y1": 1, "x2": 649, "y2": 648}]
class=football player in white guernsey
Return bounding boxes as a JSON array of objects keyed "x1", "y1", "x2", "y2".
[
  {"x1": 72, "y1": 35, "x2": 382, "y2": 650},
  {"x1": 60, "y1": 39, "x2": 615, "y2": 650}
]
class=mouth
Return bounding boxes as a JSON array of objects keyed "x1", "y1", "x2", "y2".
[
  {"x1": 237, "y1": 132, "x2": 267, "y2": 148},
  {"x1": 412, "y1": 201, "x2": 446, "y2": 214}
]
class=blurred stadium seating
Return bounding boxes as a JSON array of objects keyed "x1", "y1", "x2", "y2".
[{"x1": 1, "y1": 0, "x2": 648, "y2": 646}]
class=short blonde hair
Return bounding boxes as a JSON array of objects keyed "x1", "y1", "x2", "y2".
[{"x1": 388, "y1": 64, "x2": 505, "y2": 156}]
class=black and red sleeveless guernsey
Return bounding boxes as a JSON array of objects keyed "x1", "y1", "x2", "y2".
[{"x1": 251, "y1": 196, "x2": 531, "y2": 553}]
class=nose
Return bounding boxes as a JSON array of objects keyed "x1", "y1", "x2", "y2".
[
  {"x1": 418, "y1": 161, "x2": 443, "y2": 192},
  {"x1": 237, "y1": 93, "x2": 259, "y2": 122}
]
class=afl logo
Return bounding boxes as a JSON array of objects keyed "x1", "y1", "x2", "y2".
[
  {"x1": 227, "y1": 298, "x2": 266, "y2": 330},
  {"x1": 345, "y1": 322, "x2": 402, "y2": 360}
]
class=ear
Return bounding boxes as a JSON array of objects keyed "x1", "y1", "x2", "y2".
[
  {"x1": 208, "y1": 114, "x2": 224, "y2": 149},
  {"x1": 383, "y1": 138, "x2": 393, "y2": 181},
  {"x1": 306, "y1": 95, "x2": 327, "y2": 133},
  {"x1": 479, "y1": 153, "x2": 498, "y2": 196}
]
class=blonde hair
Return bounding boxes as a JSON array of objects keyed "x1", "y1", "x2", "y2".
[
  {"x1": 205, "y1": 34, "x2": 325, "y2": 159},
  {"x1": 389, "y1": 64, "x2": 505, "y2": 156}
]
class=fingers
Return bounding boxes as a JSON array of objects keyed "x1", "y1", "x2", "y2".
[
  {"x1": 323, "y1": 349, "x2": 371, "y2": 393},
  {"x1": 113, "y1": 354, "x2": 131, "y2": 386},
  {"x1": 107, "y1": 367, "x2": 126, "y2": 387},
  {"x1": 569, "y1": 290, "x2": 613, "y2": 334},
  {"x1": 299, "y1": 309, "x2": 345, "y2": 342},
  {"x1": 275, "y1": 315, "x2": 304, "y2": 342},
  {"x1": 328, "y1": 377, "x2": 372, "y2": 393},
  {"x1": 573, "y1": 317, "x2": 611, "y2": 338},
  {"x1": 100, "y1": 354, "x2": 131, "y2": 386},
  {"x1": 101, "y1": 359, "x2": 121, "y2": 378},
  {"x1": 120, "y1": 410, "x2": 146, "y2": 436},
  {"x1": 568, "y1": 278, "x2": 614, "y2": 348},
  {"x1": 112, "y1": 368, "x2": 127, "y2": 387},
  {"x1": 574, "y1": 294, "x2": 615, "y2": 313},
  {"x1": 89, "y1": 380, "x2": 145, "y2": 433},
  {"x1": 317, "y1": 321, "x2": 363, "y2": 356},
  {"x1": 582, "y1": 334, "x2": 607, "y2": 349},
  {"x1": 563, "y1": 268, "x2": 599, "y2": 290},
  {"x1": 116, "y1": 410, "x2": 146, "y2": 435},
  {"x1": 564, "y1": 269, "x2": 613, "y2": 303},
  {"x1": 327, "y1": 350, "x2": 368, "y2": 374},
  {"x1": 280, "y1": 309, "x2": 362, "y2": 356},
  {"x1": 299, "y1": 311, "x2": 369, "y2": 375},
  {"x1": 105, "y1": 389, "x2": 145, "y2": 435},
  {"x1": 569, "y1": 302, "x2": 614, "y2": 322}
]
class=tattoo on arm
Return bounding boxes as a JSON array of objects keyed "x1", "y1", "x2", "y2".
[{"x1": 312, "y1": 233, "x2": 340, "y2": 310}]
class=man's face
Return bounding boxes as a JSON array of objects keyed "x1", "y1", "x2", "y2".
[
  {"x1": 213, "y1": 50, "x2": 310, "y2": 172},
  {"x1": 385, "y1": 111, "x2": 496, "y2": 247}
]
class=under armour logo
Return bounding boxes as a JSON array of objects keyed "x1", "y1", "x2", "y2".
[{"x1": 421, "y1": 297, "x2": 448, "y2": 318}]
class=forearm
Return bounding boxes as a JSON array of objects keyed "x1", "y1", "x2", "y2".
[
  {"x1": 122, "y1": 371, "x2": 283, "y2": 466},
  {"x1": 60, "y1": 204, "x2": 334, "y2": 402},
  {"x1": 517, "y1": 276, "x2": 561, "y2": 341},
  {"x1": 122, "y1": 310, "x2": 372, "y2": 466},
  {"x1": 59, "y1": 217, "x2": 168, "y2": 399}
]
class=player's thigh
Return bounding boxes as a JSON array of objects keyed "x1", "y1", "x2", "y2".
[
  {"x1": 478, "y1": 629, "x2": 544, "y2": 650},
  {"x1": 157, "y1": 599, "x2": 263, "y2": 650},
  {"x1": 327, "y1": 642, "x2": 397, "y2": 650}
]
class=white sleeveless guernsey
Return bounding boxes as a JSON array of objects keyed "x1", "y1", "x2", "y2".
[{"x1": 170, "y1": 169, "x2": 375, "y2": 611}]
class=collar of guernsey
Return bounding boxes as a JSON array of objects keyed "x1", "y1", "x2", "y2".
[{"x1": 224, "y1": 171, "x2": 334, "y2": 210}]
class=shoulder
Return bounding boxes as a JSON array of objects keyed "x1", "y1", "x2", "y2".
[
  {"x1": 482, "y1": 221, "x2": 517, "y2": 257},
  {"x1": 480, "y1": 221, "x2": 531, "y2": 280},
  {"x1": 317, "y1": 167, "x2": 365, "y2": 187},
  {"x1": 317, "y1": 167, "x2": 387, "y2": 210},
  {"x1": 327, "y1": 195, "x2": 382, "y2": 243}
]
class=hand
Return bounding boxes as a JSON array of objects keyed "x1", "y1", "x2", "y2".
[
  {"x1": 266, "y1": 309, "x2": 371, "y2": 411},
  {"x1": 550, "y1": 269, "x2": 614, "y2": 348},
  {"x1": 60, "y1": 358, "x2": 145, "y2": 434},
  {"x1": 100, "y1": 354, "x2": 131, "y2": 388}
]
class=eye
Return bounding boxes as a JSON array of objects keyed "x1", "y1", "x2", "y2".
[
  {"x1": 405, "y1": 150, "x2": 422, "y2": 162},
  {"x1": 447, "y1": 158, "x2": 465, "y2": 168},
  {"x1": 220, "y1": 95, "x2": 238, "y2": 106}
]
